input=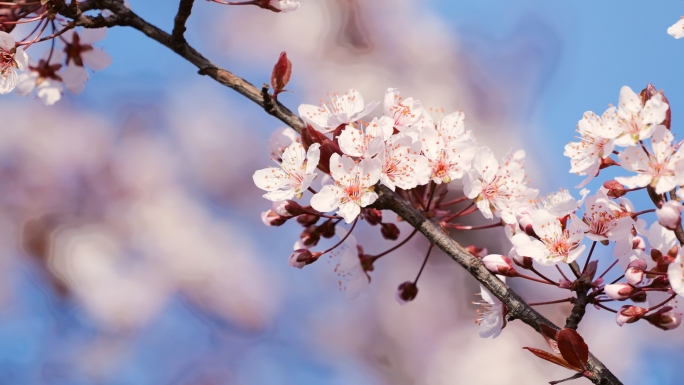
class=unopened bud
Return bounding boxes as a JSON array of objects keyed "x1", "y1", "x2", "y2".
[
  {"x1": 282, "y1": 200, "x2": 310, "y2": 216},
  {"x1": 395, "y1": 281, "x2": 418, "y2": 304},
  {"x1": 515, "y1": 205, "x2": 535, "y2": 235},
  {"x1": 604, "y1": 283, "x2": 635, "y2": 300},
  {"x1": 632, "y1": 236, "x2": 646, "y2": 251},
  {"x1": 381, "y1": 222, "x2": 400, "y2": 240},
  {"x1": 656, "y1": 200, "x2": 683, "y2": 231},
  {"x1": 645, "y1": 306, "x2": 682, "y2": 330},
  {"x1": 616, "y1": 305, "x2": 648, "y2": 326},
  {"x1": 509, "y1": 249, "x2": 533, "y2": 269},
  {"x1": 296, "y1": 213, "x2": 320, "y2": 227},
  {"x1": 289, "y1": 249, "x2": 321, "y2": 268},
  {"x1": 603, "y1": 180, "x2": 627, "y2": 198},
  {"x1": 625, "y1": 258, "x2": 646, "y2": 286},
  {"x1": 630, "y1": 290, "x2": 647, "y2": 303},
  {"x1": 300, "y1": 226, "x2": 321, "y2": 247},
  {"x1": 482, "y1": 254, "x2": 517, "y2": 277},
  {"x1": 261, "y1": 210, "x2": 289, "y2": 226},
  {"x1": 318, "y1": 219, "x2": 336, "y2": 239},
  {"x1": 364, "y1": 208, "x2": 383, "y2": 226},
  {"x1": 465, "y1": 245, "x2": 488, "y2": 258}
]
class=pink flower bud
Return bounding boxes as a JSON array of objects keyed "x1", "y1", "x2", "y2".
[
  {"x1": 515, "y1": 206, "x2": 535, "y2": 236},
  {"x1": 272, "y1": 200, "x2": 291, "y2": 216},
  {"x1": 482, "y1": 254, "x2": 517, "y2": 276},
  {"x1": 645, "y1": 306, "x2": 683, "y2": 330},
  {"x1": 603, "y1": 180, "x2": 627, "y2": 198},
  {"x1": 261, "y1": 210, "x2": 288, "y2": 226},
  {"x1": 616, "y1": 305, "x2": 648, "y2": 326},
  {"x1": 289, "y1": 249, "x2": 321, "y2": 268},
  {"x1": 395, "y1": 281, "x2": 418, "y2": 304},
  {"x1": 509, "y1": 248, "x2": 532, "y2": 269},
  {"x1": 282, "y1": 200, "x2": 310, "y2": 216},
  {"x1": 465, "y1": 245, "x2": 488, "y2": 258},
  {"x1": 604, "y1": 283, "x2": 635, "y2": 300},
  {"x1": 632, "y1": 236, "x2": 646, "y2": 251},
  {"x1": 381, "y1": 223, "x2": 400, "y2": 240},
  {"x1": 625, "y1": 258, "x2": 646, "y2": 286},
  {"x1": 656, "y1": 200, "x2": 683, "y2": 231}
]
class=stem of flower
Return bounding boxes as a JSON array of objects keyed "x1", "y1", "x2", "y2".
[
  {"x1": 555, "y1": 264, "x2": 570, "y2": 282},
  {"x1": 647, "y1": 294, "x2": 677, "y2": 312},
  {"x1": 633, "y1": 208, "x2": 656, "y2": 217},
  {"x1": 594, "y1": 302, "x2": 618, "y2": 313},
  {"x1": 442, "y1": 201, "x2": 475, "y2": 223},
  {"x1": 413, "y1": 243, "x2": 434, "y2": 284},
  {"x1": 529, "y1": 266, "x2": 559, "y2": 286},
  {"x1": 528, "y1": 297, "x2": 574, "y2": 306},
  {"x1": 442, "y1": 221, "x2": 503, "y2": 231},
  {"x1": 517, "y1": 273, "x2": 559, "y2": 285},
  {"x1": 438, "y1": 195, "x2": 469, "y2": 208},
  {"x1": 369, "y1": 228, "x2": 419, "y2": 261},
  {"x1": 320, "y1": 217, "x2": 358, "y2": 254},
  {"x1": 643, "y1": 270, "x2": 668, "y2": 276},
  {"x1": 598, "y1": 259, "x2": 620, "y2": 280},
  {"x1": 582, "y1": 241, "x2": 597, "y2": 274}
]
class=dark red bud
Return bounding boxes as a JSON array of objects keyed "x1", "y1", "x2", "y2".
[
  {"x1": 380, "y1": 222, "x2": 400, "y2": 240},
  {"x1": 514, "y1": 255, "x2": 534, "y2": 270},
  {"x1": 599, "y1": 157, "x2": 619, "y2": 170},
  {"x1": 300, "y1": 226, "x2": 321, "y2": 247},
  {"x1": 395, "y1": 281, "x2": 418, "y2": 304},
  {"x1": 364, "y1": 208, "x2": 383, "y2": 226},
  {"x1": 270, "y1": 51, "x2": 292, "y2": 100},
  {"x1": 296, "y1": 213, "x2": 320, "y2": 227},
  {"x1": 318, "y1": 219, "x2": 336, "y2": 239}
]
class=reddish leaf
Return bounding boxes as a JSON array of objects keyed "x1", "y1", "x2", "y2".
[
  {"x1": 523, "y1": 348, "x2": 580, "y2": 372},
  {"x1": 539, "y1": 324, "x2": 561, "y2": 355},
  {"x1": 556, "y1": 328, "x2": 589, "y2": 371},
  {"x1": 317, "y1": 139, "x2": 342, "y2": 175},
  {"x1": 301, "y1": 124, "x2": 327, "y2": 151},
  {"x1": 270, "y1": 51, "x2": 292, "y2": 99}
]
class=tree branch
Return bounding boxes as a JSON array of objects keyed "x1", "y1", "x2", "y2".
[
  {"x1": 60, "y1": 2, "x2": 623, "y2": 383},
  {"x1": 172, "y1": 0, "x2": 194, "y2": 43}
]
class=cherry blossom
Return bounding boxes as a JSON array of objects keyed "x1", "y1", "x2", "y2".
[
  {"x1": 310, "y1": 154, "x2": 381, "y2": 223},
  {"x1": 377, "y1": 133, "x2": 430, "y2": 191},
  {"x1": 474, "y1": 276, "x2": 506, "y2": 339},
  {"x1": 253, "y1": 143, "x2": 320, "y2": 201},
  {"x1": 0, "y1": 31, "x2": 27, "y2": 94},
  {"x1": 578, "y1": 191, "x2": 634, "y2": 242},
  {"x1": 668, "y1": 17, "x2": 684, "y2": 39},
  {"x1": 512, "y1": 210, "x2": 585, "y2": 266},
  {"x1": 338, "y1": 116, "x2": 393, "y2": 158},
  {"x1": 15, "y1": 50, "x2": 65, "y2": 105},
  {"x1": 298, "y1": 89, "x2": 378, "y2": 133},
  {"x1": 383, "y1": 87, "x2": 424, "y2": 130},
  {"x1": 268, "y1": 127, "x2": 299, "y2": 161},
  {"x1": 656, "y1": 200, "x2": 683, "y2": 231},
  {"x1": 330, "y1": 227, "x2": 368, "y2": 299},
  {"x1": 616, "y1": 125, "x2": 684, "y2": 194},
  {"x1": 564, "y1": 110, "x2": 618, "y2": 187},
  {"x1": 268, "y1": 0, "x2": 300, "y2": 12},
  {"x1": 534, "y1": 188, "x2": 589, "y2": 219},
  {"x1": 668, "y1": 251, "x2": 684, "y2": 298},
  {"x1": 420, "y1": 113, "x2": 477, "y2": 184},
  {"x1": 60, "y1": 28, "x2": 112, "y2": 94},
  {"x1": 613, "y1": 86, "x2": 669, "y2": 147},
  {"x1": 463, "y1": 147, "x2": 534, "y2": 224}
]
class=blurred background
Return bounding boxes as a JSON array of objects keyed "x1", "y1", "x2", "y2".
[{"x1": 1, "y1": 0, "x2": 684, "y2": 384}]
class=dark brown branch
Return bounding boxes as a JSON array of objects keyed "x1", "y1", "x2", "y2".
[
  {"x1": 59, "y1": 2, "x2": 623, "y2": 384},
  {"x1": 172, "y1": 0, "x2": 194, "y2": 43},
  {"x1": 565, "y1": 288, "x2": 588, "y2": 330}
]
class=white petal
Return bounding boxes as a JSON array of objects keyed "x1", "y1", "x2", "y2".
[
  {"x1": 668, "y1": 18, "x2": 684, "y2": 39},
  {"x1": 82, "y1": 49, "x2": 112, "y2": 71},
  {"x1": 310, "y1": 185, "x2": 342, "y2": 213}
]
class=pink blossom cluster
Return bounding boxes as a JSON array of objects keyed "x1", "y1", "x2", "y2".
[{"x1": 253, "y1": 83, "x2": 684, "y2": 340}]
